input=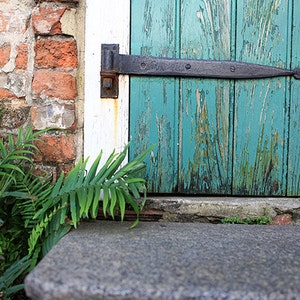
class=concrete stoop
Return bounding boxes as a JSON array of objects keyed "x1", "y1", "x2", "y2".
[
  {"x1": 25, "y1": 221, "x2": 300, "y2": 300},
  {"x1": 142, "y1": 197, "x2": 300, "y2": 224}
]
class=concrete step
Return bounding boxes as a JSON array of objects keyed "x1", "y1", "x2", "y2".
[{"x1": 25, "y1": 221, "x2": 300, "y2": 300}]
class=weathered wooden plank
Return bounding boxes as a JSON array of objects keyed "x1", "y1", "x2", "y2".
[
  {"x1": 287, "y1": 1, "x2": 300, "y2": 196},
  {"x1": 233, "y1": 0, "x2": 289, "y2": 195},
  {"x1": 179, "y1": 0, "x2": 233, "y2": 194},
  {"x1": 130, "y1": 0, "x2": 179, "y2": 192}
]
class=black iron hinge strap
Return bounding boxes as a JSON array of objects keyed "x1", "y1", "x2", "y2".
[{"x1": 101, "y1": 44, "x2": 300, "y2": 98}]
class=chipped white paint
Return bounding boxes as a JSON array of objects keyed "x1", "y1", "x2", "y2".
[
  {"x1": 84, "y1": 0, "x2": 130, "y2": 167},
  {"x1": 61, "y1": 9, "x2": 77, "y2": 39}
]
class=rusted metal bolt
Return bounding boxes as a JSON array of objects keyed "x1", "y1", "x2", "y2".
[{"x1": 103, "y1": 77, "x2": 113, "y2": 89}]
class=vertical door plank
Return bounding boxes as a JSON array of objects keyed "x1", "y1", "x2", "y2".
[
  {"x1": 287, "y1": 1, "x2": 300, "y2": 196},
  {"x1": 179, "y1": 0, "x2": 233, "y2": 194},
  {"x1": 130, "y1": 0, "x2": 179, "y2": 192},
  {"x1": 233, "y1": 0, "x2": 290, "y2": 195}
]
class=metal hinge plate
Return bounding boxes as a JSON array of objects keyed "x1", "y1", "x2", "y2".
[{"x1": 100, "y1": 44, "x2": 300, "y2": 98}]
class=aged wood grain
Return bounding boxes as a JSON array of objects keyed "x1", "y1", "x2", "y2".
[
  {"x1": 233, "y1": 0, "x2": 289, "y2": 195},
  {"x1": 130, "y1": 0, "x2": 299, "y2": 195},
  {"x1": 179, "y1": 0, "x2": 232, "y2": 193},
  {"x1": 130, "y1": 0, "x2": 179, "y2": 192}
]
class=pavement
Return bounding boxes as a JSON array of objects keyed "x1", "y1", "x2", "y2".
[{"x1": 25, "y1": 220, "x2": 300, "y2": 300}]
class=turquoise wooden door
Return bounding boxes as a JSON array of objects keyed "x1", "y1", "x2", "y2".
[{"x1": 129, "y1": 0, "x2": 300, "y2": 196}]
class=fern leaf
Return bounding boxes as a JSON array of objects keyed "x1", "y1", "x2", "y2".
[
  {"x1": 8, "y1": 133, "x2": 15, "y2": 152},
  {"x1": 59, "y1": 203, "x2": 68, "y2": 225},
  {"x1": 60, "y1": 193, "x2": 69, "y2": 216},
  {"x1": 0, "y1": 163, "x2": 24, "y2": 175},
  {"x1": 77, "y1": 186, "x2": 87, "y2": 216},
  {"x1": 100, "y1": 153, "x2": 127, "y2": 185},
  {"x1": 42, "y1": 223, "x2": 71, "y2": 256},
  {"x1": 116, "y1": 189, "x2": 126, "y2": 221},
  {"x1": 127, "y1": 182, "x2": 142, "y2": 199},
  {"x1": 50, "y1": 172, "x2": 64, "y2": 198},
  {"x1": 0, "y1": 256, "x2": 32, "y2": 297},
  {"x1": 29, "y1": 206, "x2": 61, "y2": 255},
  {"x1": 124, "y1": 192, "x2": 140, "y2": 217},
  {"x1": 70, "y1": 190, "x2": 79, "y2": 228},
  {"x1": 0, "y1": 139, "x2": 7, "y2": 157},
  {"x1": 28, "y1": 218, "x2": 46, "y2": 255},
  {"x1": 129, "y1": 218, "x2": 139, "y2": 229},
  {"x1": 62, "y1": 159, "x2": 84, "y2": 191},
  {"x1": 109, "y1": 187, "x2": 117, "y2": 218},
  {"x1": 91, "y1": 187, "x2": 100, "y2": 219},
  {"x1": 75, "y1": 160, "x2": 87, "y2": 188},
  {"x1": 84, "y1": 152, "x2": 102, "y2": 184},
  {"x1": 92, "y1": 150, "x2": 126, "y2": 185},
  {"x1": 84, "y1": 186, "x2": 94, "y2": 217},
  {"x1": 102, "y1": 185, "x2": 109, "y2": 218}
]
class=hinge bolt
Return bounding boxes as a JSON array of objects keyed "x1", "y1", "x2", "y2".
[
  {"x1": 103, "y1": 77, "x2": 113, "y2": 89},
  {"x1": 185, "y1": 64, "x2": 191, "y2": 70}
]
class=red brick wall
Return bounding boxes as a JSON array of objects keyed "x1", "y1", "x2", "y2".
[{"x1": 0, "y1": 0, "x2": 82, "y2": 178}]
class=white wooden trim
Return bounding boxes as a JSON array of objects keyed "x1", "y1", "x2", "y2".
[{"x1": 84, "y1": 0, "x2": 130, "y2": 167}]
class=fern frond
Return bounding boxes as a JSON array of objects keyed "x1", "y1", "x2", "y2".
[
  {"x1": 116, "y1": 188, "x2": 126, "y2": 221},
  {"x1": 28, "y1": 206, "x2": 61, "y2": 256},
  {"x1": 28, "y1": 144, "x2": 152, "y2": 262},
  {"x1": 90, "y1": 186, "x2": 101, "y2": 219},
  {"x1": 42, "y1": 223, "x2": 71, "y2": 256},
  {"x1": 0, "y1": 256, "x2": 32, "y2": 298},
  {"x1": 70, "y1": 190, "x2": 79, "y2": 228}
]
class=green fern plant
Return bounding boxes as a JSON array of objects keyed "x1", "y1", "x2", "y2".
[
  {"x1": 0, "y1": 127, "x2": 49, "y2": 298},
  {"x1": 0, "y1": 127, "x2": 44, "y2": 201},
  {"x1": 28, "y1": 144, "x2": 151, "y2": 259},
  {"x1": 0, "y1": 126, "x2": 151, "y2": 299}
]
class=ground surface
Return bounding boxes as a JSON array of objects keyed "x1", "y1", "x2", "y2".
[{"x1": 25, "y1": 221, "x2": 300, "y2": 300}]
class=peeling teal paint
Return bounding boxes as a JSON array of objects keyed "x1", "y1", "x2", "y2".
[{"x1": 130, "y1": 0, "x2": 300, "y2": 196}]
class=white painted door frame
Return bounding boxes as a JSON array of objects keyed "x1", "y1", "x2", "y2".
[{"x1": 84, "y1": 0, "x2": 130, "y2": 167}]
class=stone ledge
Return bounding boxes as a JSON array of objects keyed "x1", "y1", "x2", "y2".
[
  {"x1": 25, "y1": 221, "x2": 300, "y2": 300},
  {"x1": 142, "y1": 197, "x2": 300, "y2": 223}
]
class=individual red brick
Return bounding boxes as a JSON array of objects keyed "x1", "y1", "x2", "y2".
[
  {"x1": 15, "y1": 43, "x2": 28, "y2": 70},
  {"x1": 272, "y1": 214, "x2": 292, "y2": 225},
  {"x1": 35, "y1": 39, "x2": 78, "y2": 68},
  {"x1": 32, "y1": 70, "x2": 77, "y2": 100},
  {"x1": 32, "y1": 6, "x2": 66, "y2": 35},
  {"x1": 0, "y1": 88, "x2": 16, "y2": 99},
  {"x1": 0, "y1": 43, "x2": 10, "y2": 67},
  {"x1": 34, "y1": 135, "x2": 76, "y2": 163}
]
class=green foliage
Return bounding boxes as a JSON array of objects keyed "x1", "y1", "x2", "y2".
[
  {"x1": 0, "y1": 256, "x2": 32, "y2": 299},
  {"x1": 0, "y1": 126, "x2": 151, "y2": 299},
  {"x1": 221, "y1": 215, "x2": 272, "y2": 225},
  {"x1": 0, "y1": 127, "x2": 43, "y2": 200}
]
